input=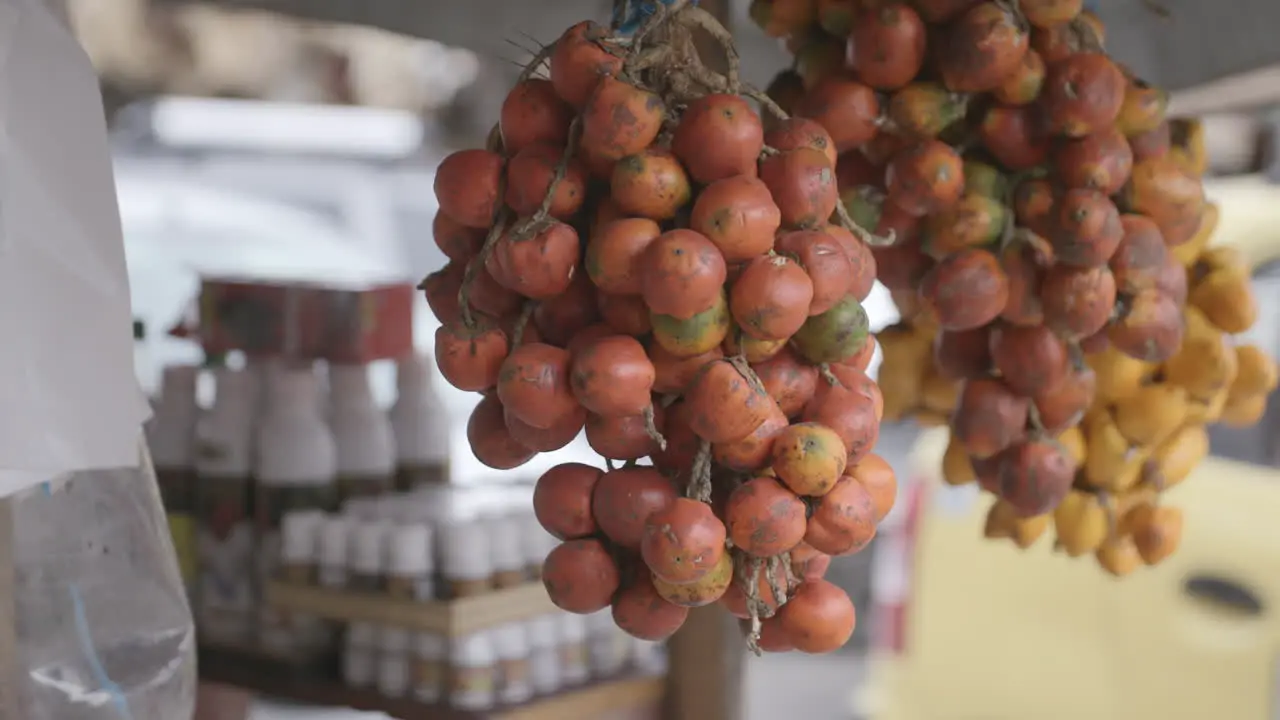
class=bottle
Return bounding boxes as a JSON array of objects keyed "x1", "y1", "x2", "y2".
[
  {"x1": 519, "y1": 512, "x2": 556, "y2": 581},
  {"x1": 526, "y1": 615, "x2": 562, "y2": 696},
  {"x1": 194, "y1": 366, "x2": 258, "y2": 647},
  {"x1": 329, "y1": 364, "x2": 397, "y2": 501},
  {"x1": 487, "y1": 513, "x2": 527, "y2": 589},
  {"x1": 147, "y1": 364, "x2": 200, "y2": 600},
  {"x1": 254, "y1": 363, "x2": 338, "y2": 658},
  {"x1": 411, "y1": 632, "x2": 448, "y2": 704},
  {"x1": 377, "y1": 626, "x2": 413, "y2": 698},
  {"x1": 389, "y1": 354, "x2": 451, "y2": 490},
  {"x1": 386, "y1": 522, "x2": 434, "y2": 601},
  {"x1": 439, "y1": 519, "x2": 494, "y2": 598},
  {"x1": 557, "y1": 612, "x2": 590, "y2": 686},
  {"x1": 278, "y1": 509, "x2": 322, "y2": 585},
  {"x1": 350, "y1": 519, "x2": 390, "y2": 594},
  {"x1": 317, "y1": 515, "x2": 351, "y2": 590},
  {"x1": 344, "y1": 622, "x2": 378, "y2": 688},
  {"x1": 449, "y1": 632, "x2": 497, "y2": 711},
  {"x1": 493, "y1": 623, "x2": 533, "y2": 705}
]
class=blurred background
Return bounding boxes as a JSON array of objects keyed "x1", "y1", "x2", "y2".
[{"x1": 72, "y1": 0, "x2": 1280, "y2": 718}]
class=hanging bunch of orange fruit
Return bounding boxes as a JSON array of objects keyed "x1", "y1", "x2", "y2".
[
  {"x1": 426, "y1": 0, "x2": 900, "y2": 655},
  {"x1": 754, "y1": 0, "x2": 1278, "y2": 575}
]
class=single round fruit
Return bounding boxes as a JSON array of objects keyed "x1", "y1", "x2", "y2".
[
  {"x1": 612, "y1": 575, "x2": 690, "y2": 641},
  {"x1": 777, "y1": 579, "x2": 857, "y2": 654},
  {"x1": 771, "y1": 422, "x2": 848, "y2": 497},
  {"x1": 725, "y1": 476, "x2": 808, "y2": 556},
  {"x1": 532, "y1": 462, "x2": 603, "y2": 540},
  {"x1": 542, "y1": 538, "x2": 620, "y2": 614},
  {"x1": 641, "y1": 498, "x2": 728, "y2": 585},
  {"x1": 591, "y1": 467, "x2": 678, "y2": 550},
  {"x1": 805, "y1": 475, "x2": 878, "y2": 555}
]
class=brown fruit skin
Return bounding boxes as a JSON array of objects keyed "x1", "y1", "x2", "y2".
[
  {"x1": 640, "y1": 229, "x2": 729, "y2": 320},
  {"x1": 504, "y1": 405, "x2": 585, "y2": 452},
  {"x1": 610, "y1": 149, "x2": 692, "y2": 221},
  {"x1": 599, "y1": 293, "x2": 654, "y2": 337},
  {"x1": 777, "y1": 579, "x2": 857, "y2": 654},
  {"x1": 690, "y1": 175, "x2": 783, "y2": 263},
  {"x1": 586, "y1": 218, "x2": 662, "y2": 296},
  {"x1": 469, "y1": 264, "x2": 525, "y2": 319},
  {"x1": 652, "y1": 401, "x2": 702, "y2": 474},
  {"x1": 913, "y1": 0, "x2": 982, "y2": 22},
  {"x1": 802, "y1": 365, "x2": 882, "y2": 465},
  {"x1": 1041, "y1": 265, "x2": 1117, "y2": 341},
  {"x1": 487, "y1": 221, "x2": 580, "y2": 301},
  {"x1": 580, "y1": 76, "x2": 665, "y2": 163},
  {"x1": 765, "y1": 118, "x2": 839, "y2": 167},
  {"x1": 684, "y1": 359, "x2": 775, "y2": 444},
  {"x1": 1109, "y1": 215, "x2": 1169, "y2": 295},
  {"x1": 612, "y1": 575, "x2": 690, "y2": 641},
  {"x1": 714, "y1": 405, "x2": 790, "y2": 473},
  {"x1": 534, "y1": 271, "x2": 599, "y2": 347},
  {"x1": 759, "y1": 147, "x2": 840, "y2": 229},
  {"x1": 1033, "y1": 363, "x2": 1096, "y2": 435},
  {"x1": 805, "y1": 475, "x2": 878, "y2": 556},
  {"x1": 752, "y1": 347, "x2": 821, "y2": 418},
  {"x1": 1040, "y1": 53, "x2": 1127, "y2": 138},
  {"x1": 952, "y1": 378, "x2": 1030, "y2": 459},
  {"x1": 796, "y1": 77, "x2": 881, "y2": 153},
  {"x1": 1050, "y1": 189, "x2": 1124, "y2": 268},
  {"x1": 938, "y1": 2, "x2": 1030, "y2": 93},
  {"x1": 533, "y1": 462, "x2": 603, "y2": 540},
  {"x1": 434, "y1": 149, "x2": 503, "y2": 229},
  {"x1": 496, "y1": 343, "x2": 580, "y2": 430},
  {"x1": 934, "y1": 326, "x2": 993, "y2": 380},
  {"x1": 548, "y1": 21, "x2": 623, "y2": 109},
  {"x1": 434, "y1": 322, "x2": 509, "y2": 392},
  {"x1": 641, "y1": 498, "x2": 728, "y2": 584},
  {"x1": 505, "y1": 143, "x2": 588, "y2": 220},
  {"x1": 980, "y1": 105, "x2": 1050, "y2": 171},
  {"x1": 591, "y1": 467, "x2": 679, "y2": 550},
  {"x1": 886, "y1": 140, "x2": 965, "y2": 216},
  {"x1": 673, "y1": 94, "x2": 766, "y2": 184},
  {"x1": 542, "y1": 538, "x2": 620, "y2": 614},
  {"x1": 500, "y1": 78, "x2": 574, "y2": 154},
  {"x1": 422, "y1": 262, "x2": 465, "y2": 325},
  {"x1": 730, "y1": 255, "x2": 814, "y2": 340},
  {"x1": 650, "y1": 343, "x2": 724, "y2": 395},
  {"x1": 570, "y1": 335, "x2": 656, "y2": 418},
  {"x1": 1108, "y1": 289, "x2": 1185, "y2": 363},
  {"x1": 1054, "y1": 127, "x2": 1134, "y2": 197},
  {"x1": 467, "y1": 394, "x2": 538, "y2": 470},
  {"x1": 1014, "y1": 178, "x2": 1058, "y2": 237},
  {"x1": 871, "y1": 232, "x2": 931, "y2": 292},
  {"x1": 586, "y1": 409, "x2": 663, "y2": 461},
  {"x1": 989, "y1": 324, "x2": 1069, "y2": 396},
  {"x1": 725, "y1": 477, "x2": 809, "y2": 557},
  {"x1": 919, "y1": 248, "x2": 1010, "y2": 331},
  {"x1": 995, "y1": 440, "x2": 1077, "y2": 517},
  {"x1": 432, "y1": 213, "x2": 485, "y2": 263},
  {"x1": 850, "y1": 3, "x2": 928, "y2": 91},
  {"x1": 775, "y1": 230, "x2": 855, "y2": 316},
  {"x1": 1000, "y1": 242, "x2": 1048, "y2": 326}
]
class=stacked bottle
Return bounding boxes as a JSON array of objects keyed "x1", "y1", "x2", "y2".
[
  {"x1": 329, "y1": 363, "x2": 396, "y2": 502},
  {"x1": 389, "y1": 354, "x2": 450, "y2": 490}
]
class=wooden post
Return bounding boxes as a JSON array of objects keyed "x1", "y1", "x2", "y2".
[{"x1": 663, "y1": 2, "x2": 746, "y2": 715}]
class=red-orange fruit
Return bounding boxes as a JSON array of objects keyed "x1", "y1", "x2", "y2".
[
  {"x1": 432, "y1": 212, "x2": 485, "y2": 263},
  {"x1": 850, "y1": 3, "x2": 928, "y2": 91},
  {"x1": 434, "y1": 322, "x2": 509, "y2": 392},
  {"x1": 1049, "y1": 189, "x2": 1124, "y2": 268},
  {"x1": 504, "y1": 404, "x2": 585, "y2": 452},
  {"x1": 611, "y1": 575, "x2": 690, "y2": 641},
  {"x1": 938, "y1": 2, "x2": 1029, "y2": 93},
  {"x1": 586, "y1": 218, "x2": 662, "y2": 296},
  {"x1": 505, "y1": 142, "x2": 587, "y2": 219},
  {"x1": 979, "y1": 105, "x2": 1050, "y2": 171},
  {"x1": 585, "y1": 409, "x2": 664, "y2": 461},
  {"x1": 1040, "y1": 265, "x2": 1117, "y2": 341},
  {"x1": 434, "y1": 149, "x2": 503, "y2": 229},
  {"x1": 542, "y1": 538, "x2": 620, "y2": 614},
  {"x1": 689, "y1": 175, "x2": 783, "y2": 262},
  {"x1": 1033, "y1": 362, "x2": 1096, "y2": 435},
  {"x1": 951, "y1": 378, "x2": 1029, "y2": 459},
  {"x1": 777, "y1": 579, "x2": 857, "y2": 654},
  {"x1": 765, "y1": 118, "x2": 839, "y2": 167},
  {"x1": 994, "y1": 48, "x2": 1046, "y2": 106},
  {"x1": 759, "y1": 147, "x2": 840, "y2": 228},
  {"x1": 989, "y1": 323, "x2": 1069, "y2": 396},
  {"x1": 1107, "y1": 289, "x2": 1184, "y2": 363},
  {"x1": 802, "y1": 364, "x2": 882, "y2": 465},
  {"x1": 933, "y1": 325, "x2": 993, "y2": 380},
  {"x1": 570, "y1": 334, "x2": 656, "y2": 418},
  {"x1": 1109, "y1": 215, "x2": 1169, "y2": 295},
  {"x1": 774, "y1": 229, "x2": 855, "y2": 316},
  {"x1": 729, "y1": 255, "x2": 815, "y2": 341},
  {"x1": 885, "y1": 140, "x2": 965, "y2": 216},
  {"x1": 725, "y1": 476, "x2": 808, "y2": 557},
  {"x1": 610, "y1": 148, "x2": 692, "y2": 221},
  {"x1": 532, "y1": 462, "x2": 603, "y2": 540},
  {"x1": 713, "y1": 405, "x2": 790, "y2": 473},
  {"x1": 804, "y1": 475, "x2": 878, "y2": 556},
  {"x1": 548, "y1": 21, "x2": 623, "y2": 109},
  {"x1": 467, "y1": 393, "x2": 539, "y2": 471},
  {"x1": 500, "y1": 78, "x2": 574, "y2": 154},
  {"x1": 591, "y1": 467, "x2": 678, "y2": 550},
  {"x1": 649, "y1": 343, "x2": 724, "y2": 395},
  {"x1": 496, "y1": 343, "x2": 579, "y2": 430},
  {"x1": 1040, "y1": 52, "x2": 1127, "y2": 138},
  {"x1": 486, "y1": 220, "x2": 580, "y2": 301},
  {"x1": 1000, "y1": 241, "x2": 1048, "y2": 326},
  {"x1": 641, "y1": 498, "x2": 728, "y2": 584},
  {"x1": 639, "y1": 229, "x2": 728, "y2": 320},
  {"x1": 751, "y1": 347, "x2": 821, "y2": 418},
  {"x1": 918, "y1": 248, "x2": 1009, "y2": 331},
  {"x1": 684, "y1": 359, "x2": 775, "y2": 444},
  {"x1": 1054, "y1": 126, "x2": 1134, "y2": 195},
  {"x1": 996, "y1": 439, "x2": 1077, "y2": 517},
  {"x1": 796, "y1": 77, "x2": 881, "y2": 153},
  {"x1": 672, "y1": 93, "x2": 766, "y2": 183},
  {"x1": 580, "y1": 76, "x2": 665, "y2": 163}
]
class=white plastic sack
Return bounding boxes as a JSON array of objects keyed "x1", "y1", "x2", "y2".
[{"x1": 0, "y1": 1, "x2": 194, "y2": 717}]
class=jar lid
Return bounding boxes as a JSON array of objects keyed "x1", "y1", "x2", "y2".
[
  {"x1": 387, "y1": 523, "x2": 432, "y2": 575},
  {"x1": 351, "y1": 520, "x2": 390, "y2": 574}
]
